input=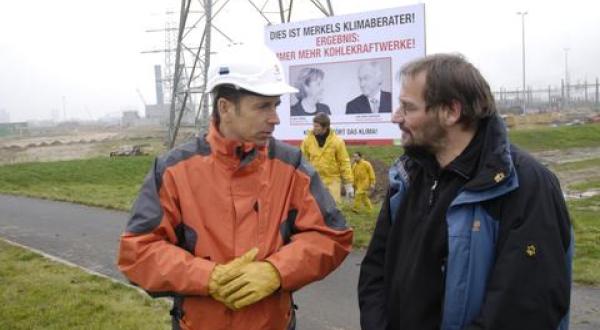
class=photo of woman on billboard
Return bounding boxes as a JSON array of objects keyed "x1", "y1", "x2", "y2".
[{"x1": 290, "y1": 67, "x2": 331, "y2": 116}]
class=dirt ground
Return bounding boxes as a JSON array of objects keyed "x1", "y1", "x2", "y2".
[{"x1": 0, "y1": 127, "x2": 178, "y2": 165}]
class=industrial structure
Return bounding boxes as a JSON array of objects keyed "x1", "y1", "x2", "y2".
[{"x1": 144, "y1": 0, "x2": 335, "y2": 147}]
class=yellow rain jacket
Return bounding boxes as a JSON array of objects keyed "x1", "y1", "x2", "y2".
[
  {"x1": 301, "y1": 129, "x2": 353, "y2": 188},
  {"x1": 352, "y1": 159, "x2": 375, "y2": 193},
  {"x1": 352, "y1": 158, "x2": 376, "y2": 212}
]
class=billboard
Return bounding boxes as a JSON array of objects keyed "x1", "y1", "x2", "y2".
[{"x1": 265, "y1": 4, "x2": 425, "y2": 142}]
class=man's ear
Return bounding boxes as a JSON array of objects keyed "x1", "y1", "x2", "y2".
[
  {"x1": 441, "y1": 100, "x2": 462, "y2": 126},
  {"x1": 217, "y1": 98, "x2": 232, "y2": 123}
]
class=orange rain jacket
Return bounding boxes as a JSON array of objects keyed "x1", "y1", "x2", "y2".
[{"x1": 117, "y1": 124, "x2": 353, "y2": 330}]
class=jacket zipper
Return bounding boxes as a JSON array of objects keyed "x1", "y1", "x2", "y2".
[
  {"x1": 428, "y1": 179, "x2": 439, "y2": 207},
  {"x1": 440, "y1": 255, "x2": 448, "y2": 324}
]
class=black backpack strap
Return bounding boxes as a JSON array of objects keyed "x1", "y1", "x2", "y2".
[
  {"x1": 287, "y1": 295, "x2": 298, "y2": 330},
  {"x1": 170, "y1": 296, "x2": 185, "y2": 330}
]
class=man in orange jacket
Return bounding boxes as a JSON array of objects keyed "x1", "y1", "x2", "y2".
[{"x1": 117, "y1": 44, "x2": 353, "y2": 330}]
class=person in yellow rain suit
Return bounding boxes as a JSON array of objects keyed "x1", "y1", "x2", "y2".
[
  {"x1": 301, "y1": 113, "x2": 354, "y2": 202},
  {"x1": 351, "y1": 151, "x2": 376, "y2": 212}
]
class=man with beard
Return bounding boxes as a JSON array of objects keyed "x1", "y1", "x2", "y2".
[{"x1": 358, "y1": 54, "x2": 573, "y2": 330}]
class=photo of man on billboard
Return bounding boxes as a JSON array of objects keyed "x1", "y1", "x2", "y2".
[{"x1": 345, "y1": 61, "x2": 392, "y2": 114}]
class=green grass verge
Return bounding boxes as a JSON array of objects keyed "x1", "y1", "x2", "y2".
[
  {"x1": 508, "y1": 123, "x2": 600, "y2": 152},
  {"x1": 1, "y1": 124, "x2": 598, "y2": 211},
  {"x1": 348, "y1": 145, "x2": 400, "y2": 167},
  {"x1": 0, "y1": 240, "x2": 170, "y2": 330},
  {"x1": 338, "y1": 201, "x2": 381, "y2": 248},
  {"x1": 569, "y1": 195, "x2": 600, "y2": 286},
  {"x1": 550, "y1": 158, "x2": 600, "y2": 191},
  {"x1": 347, "y1": 124, "x2": 600, "y2": 166},
  {"x1": 553, "y1": 158, "x2": 600, "y2": 172},
  {"x1": 570, "y1": 179, "x2": 600, "y2": 192},
  {"x1": 0, "y1": 156, "x2": 153, "y2": 210},
  {"x1": 0, "y1": 123, "x2": 598, "y2": 283},
  {"x1": 349, "y1": 124, "x2": 600, "y2": 161}
]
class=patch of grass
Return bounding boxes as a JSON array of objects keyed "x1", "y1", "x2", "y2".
[
  {"x1": 1, "y1": 124, "x2": 598, "y2": 212},
  {"x1": 0, "y1": 139, "x2": 598, "y2": 285},
  {"x1": 508, "y1": 123, "x2": 600, "y2": 152},
  {"x1": 549, "y1": 158, "x2": 600, "y2": 192},
  {"x1": 0, "y1": 240, "x2": 171, "y2": 329},
  {"x1": 553, "y1": 158, "x2": 600, "y2": 172},
  {"x1": 570, "y1": 179, "x2": 600, "y2": 192},
  {"x1": 568, "y1": 195, "x2": 600, "y2": 286},
  {"x1": 338, "y1": 201, "x2": 381, "y2": 248},
  {"x1": 347, "y1": 124, "x2": 600, "y2": 167},
  {"x1": 0, "y1": 156, "x2": 153, "y2": 210},
  {"x1": 348, "y1": 145, "x2": 401, "y2": 167}
]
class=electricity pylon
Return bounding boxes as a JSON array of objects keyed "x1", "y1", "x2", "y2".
[{"x1": 166, "y1": 0, "x2": 335, "y2": 148}]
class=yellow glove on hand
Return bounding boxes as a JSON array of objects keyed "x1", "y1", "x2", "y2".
[
  {"x1": 208, "y1": 247, "x2": 258, "y2": 309},
  {"x1": 217, "y1": 261, "x2": 281, "y2": 310}
]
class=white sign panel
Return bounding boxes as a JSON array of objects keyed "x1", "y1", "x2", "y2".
[{"x1": 265, "y1": 4, "x2": 425, "y2": 142}]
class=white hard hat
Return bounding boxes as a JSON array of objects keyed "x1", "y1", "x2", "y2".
[{"x1": 206, "y1": 43, "x2": 298, "y2": 96}]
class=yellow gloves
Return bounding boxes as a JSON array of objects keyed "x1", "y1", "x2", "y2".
[
  {"x1": 208, "y1": 248, "x2": 258, "y2": 309},
  {"x1": 218, "y1": 261, "x2": 281, "y2": 310},
  {"x1": 208, "y1": 248, "x2": 281, "y2": 310}
]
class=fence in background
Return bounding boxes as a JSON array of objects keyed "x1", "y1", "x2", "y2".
[{"x1": 494, "y1": 78, "x2": 600, "y2": 113}]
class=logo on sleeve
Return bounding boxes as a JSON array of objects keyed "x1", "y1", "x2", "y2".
[
  {"x1": 494, "y1": 172, "x2": 505, "y2": 183},
  {"x1": 525, "y1": 244, "x2": 536, "y2": 257}
]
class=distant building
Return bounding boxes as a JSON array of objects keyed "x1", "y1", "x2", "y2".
[
  {"x1": 0, "y1": 122, "x2": 28, "y2": 137},
  {"x1": 122, "y1": 110, "x2": 141, "y2": 127},
  {"x1": 145, "y1": 103, "x2": 170, "y2": 126},
  {"x1": 143, "y1": 64, "x2": 196, "y2": 127},
  {"x1": 0, "y1": 109, "x2": 10, "y2": 123},
  {"x1": 144, "y1": 103, "x2": 195, "y2": 127}
]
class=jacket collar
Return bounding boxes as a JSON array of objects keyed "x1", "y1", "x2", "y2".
[
  {"x1": 390, "y1": 114, "x2": 516, "y2": 197},
  {"x1": 309, "y1": 128, "x2": 336, "y2": 148},
  {"x1": 450, "y1": 114, "x2": 520, "y2": 205},
  {"x1": 464, "y1": 114, "x2": 514, "y2": 191},
  {"x1": 206, "y1": 122, "x2": 266, "y2": 170}
]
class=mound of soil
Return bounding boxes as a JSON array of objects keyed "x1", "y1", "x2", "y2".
[{"x1": 368, "y1": 157, "x2": 394, "y2": 204}]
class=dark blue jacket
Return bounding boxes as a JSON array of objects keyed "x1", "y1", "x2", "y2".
[
  {"x1": 359, "y1": 115, "x2": 573, "y2": 330},
  {"x1": 345, "y1": 91, "x2": 392, "y2": 114}
]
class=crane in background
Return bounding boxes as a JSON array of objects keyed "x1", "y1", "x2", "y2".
[{"x1": 136, "y1": 88, "x2": 148, "y2": 107}]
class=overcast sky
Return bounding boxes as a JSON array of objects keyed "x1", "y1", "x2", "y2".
[{"x1": 1, "y1": 0, "x2": 598, "y2": 122}]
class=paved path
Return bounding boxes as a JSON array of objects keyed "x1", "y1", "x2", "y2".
[{"x1": 0, "y1": 194, "x2": 598, "y2": 329}]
